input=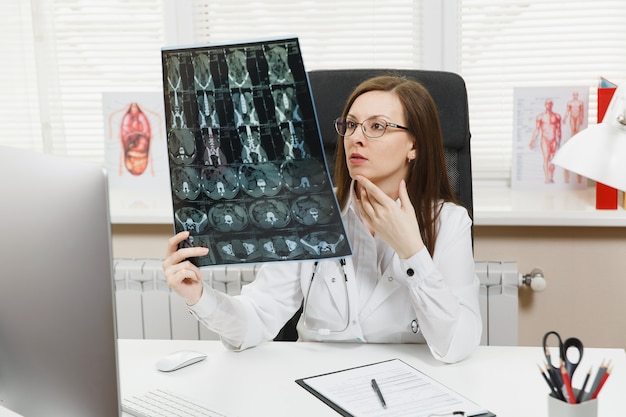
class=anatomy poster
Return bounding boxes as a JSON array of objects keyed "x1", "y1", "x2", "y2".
[
  {"x1": 512, "y1": 86, "x2": 589, "y2": 189},
  {"x1": 161, "y1": 37, "x2": 351, "y2": 267},
  {"x1": 103, "y1": 92, "x2": 170, "y2": 198}
]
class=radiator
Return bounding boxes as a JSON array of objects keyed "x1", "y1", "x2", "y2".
[{"x1": 113, "y1": 259, "x2": 540, "y2": 346}]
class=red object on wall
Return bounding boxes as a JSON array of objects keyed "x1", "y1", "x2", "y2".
[{"x1": 595, "y1": 87, "x2": 618, "y2": 209}]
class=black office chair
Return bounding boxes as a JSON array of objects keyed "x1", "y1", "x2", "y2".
[{"x1": 273, "y1": 69, "x2": 473, "y2": 341}]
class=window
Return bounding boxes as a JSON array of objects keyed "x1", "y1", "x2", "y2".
[
  {"x1": 460, "y1": 0, "x2": 626, "y2": 180},
  {"x1": 2, "y1": 0, "x2": 626, "y2": 182},
  {"x1": 189, "y1": 0, "x2": 422, "y2": 71},
  {"x1": 0, "y1": 0, "x2": 420, "y2": 165},
  {"x1": 1, "y1": 0, "x2": 165, "y2": 163}
]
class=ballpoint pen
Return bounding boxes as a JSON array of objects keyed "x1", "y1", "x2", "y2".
[{"x1": 371, "y1": 378, "x2": 387, "y2": 409}]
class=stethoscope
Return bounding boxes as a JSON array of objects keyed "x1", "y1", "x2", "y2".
[
  {"x1": 302, "y1": 258, "x2": 351, "y2": 335},
  {"x1": 301, "y1": 258, "x2": 421, "y2": 336}
]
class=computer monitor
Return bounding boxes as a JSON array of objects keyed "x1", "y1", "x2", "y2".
[{"x1": 0, "y1": 146, "x2": 120, "y2": 416}]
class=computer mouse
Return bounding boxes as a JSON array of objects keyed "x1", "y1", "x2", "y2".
[{"x1": 155, "y1": 350, "x2": 207, "y2": 372}]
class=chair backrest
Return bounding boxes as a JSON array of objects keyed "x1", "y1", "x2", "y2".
[
  {"x1": 307, "y1": 69, "x2": 473, "y2": 220},
  {"x1": 273, "y1": 69, "x2": 474, "y2": 342}
]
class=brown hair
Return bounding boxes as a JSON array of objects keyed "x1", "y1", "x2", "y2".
[{"x1": 333, "y1": 75, "x2": 457, "y2": 256}]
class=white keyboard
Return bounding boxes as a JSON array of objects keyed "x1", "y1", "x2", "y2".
[{"x1": 122, "y1": 389, "x2": 227, "y2": 417}]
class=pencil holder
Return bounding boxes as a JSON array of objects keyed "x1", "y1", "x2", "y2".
[{"x1": 547, "y1": 390, "x2": 597, "y2": 417}]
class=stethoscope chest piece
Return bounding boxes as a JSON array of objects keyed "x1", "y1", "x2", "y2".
[{"x1": 411, "y1": 319, "x2": 419, "y2": 334}]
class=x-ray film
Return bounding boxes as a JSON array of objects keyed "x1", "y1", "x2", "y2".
[{"x1": 161, "y1": 37, "x2": 351, "y2": 267}]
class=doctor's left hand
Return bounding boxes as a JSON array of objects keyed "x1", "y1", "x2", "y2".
[{"x1": 355, "y1": 176, "x2": 425, "y2": 259}]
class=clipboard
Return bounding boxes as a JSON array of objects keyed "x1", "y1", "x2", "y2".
[{"x1": 295, "y1": 358, "x2": 496, "y2": 417}]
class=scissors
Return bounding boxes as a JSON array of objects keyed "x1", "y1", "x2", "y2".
[{"x1": 542, "y1": 330, "x2": 584, "y2": 378}]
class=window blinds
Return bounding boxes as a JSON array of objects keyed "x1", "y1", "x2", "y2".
[
  {"x1": 0, "y1": 1, "x2": 43, "y2": 152},
  {"x1": 189, "y1": 0, "x2": 422, "y2": 71},
  {"x1": 2, "y1": 0, "x2": 626, "y2": 182},
  {"x1": 460, "y1": 0, "x2": 626, "y2": 180},
  {"x1": 0, "y1": 0, "x2": 165, "y2": 164}
]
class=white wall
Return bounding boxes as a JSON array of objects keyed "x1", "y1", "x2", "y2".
[{"x1": 473, "y1": 225, "x2": 626, "y2": 349}]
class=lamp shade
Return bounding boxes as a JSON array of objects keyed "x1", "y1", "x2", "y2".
[{"x1": 552, "y1": 85, "x2": 626, "y2": 191}]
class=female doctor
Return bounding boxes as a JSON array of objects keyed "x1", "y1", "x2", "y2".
[{"x1": 163, "y1": 75, "x2": 482, "y2": 364}]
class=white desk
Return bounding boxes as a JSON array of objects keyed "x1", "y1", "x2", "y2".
[{"x1": 118, "y1": 339, "x2": 625, "y2": 417}]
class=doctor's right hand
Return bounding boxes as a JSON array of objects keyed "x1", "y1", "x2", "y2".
[{"x1": 162, "y1": 231, "x2": 209, "y2": 306}]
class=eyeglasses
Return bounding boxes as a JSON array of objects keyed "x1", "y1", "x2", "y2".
[{"x1": 334, "y1": 117, "x2": 409, "y2": 139}]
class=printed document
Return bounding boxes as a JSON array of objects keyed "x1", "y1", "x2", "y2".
[{"x1": 296, "y1": 358, "x2": 494, "y2": 417}]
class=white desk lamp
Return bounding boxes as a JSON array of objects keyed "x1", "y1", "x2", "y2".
[{"x1": 552, "y1": 84, "x2": 626, "y2": 192}]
